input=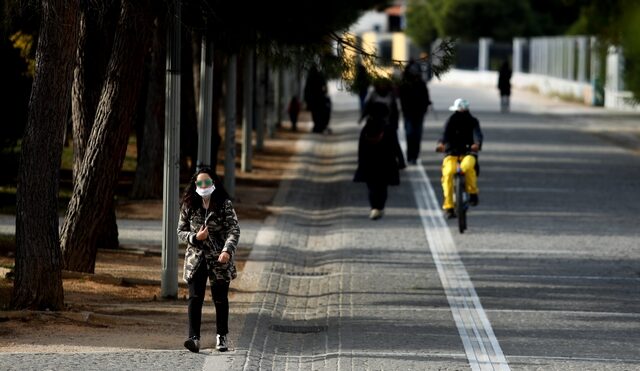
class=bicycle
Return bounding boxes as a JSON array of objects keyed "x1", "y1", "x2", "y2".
[
  {"x1": 453, "y1": 158, "x2": 469, "y2": 234},
  {"x1": 436, "y1": 145, "x2": 479, "y2": 234}
]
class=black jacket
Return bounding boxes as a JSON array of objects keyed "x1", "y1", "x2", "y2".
[
  {"x1": 439, "y1": 111, "x2": 483, "y2": 156},
  {"x1": 354, "y1": 91, "x2": 404, "y2": 185},
  {"x1": 399, "y1": 79, "x2": 431, "y2": 119}
]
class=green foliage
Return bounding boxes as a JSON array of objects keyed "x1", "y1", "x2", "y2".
[
  {"x1": 568, "y1": 0, "x2": 625, "y2": 43},
  {"x1": 406, "y1": 0, "x2": 440, "y2": 50},
  {"x1": 407, "y1": 0, "x2": 536, "y2": 42},
  {"x1": 440, "y1": 0, "x2": 534, "y2": 41},
  {"x1": 570, "y1": 0, "x2": 640, "y2": 101},
  {"x1": 406, "y1": 0, "x2": 586, "y2": 43},
  {"x1": 528, "y1": 0, "x2": 585, "y2": 36},
  {"x1": 621, "y1": 6, "x2": 640, "y2": 102}
]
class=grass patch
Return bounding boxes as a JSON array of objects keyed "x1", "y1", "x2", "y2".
[{"x1": 61, "y1": 135, "x2": 138, "y2": 172}]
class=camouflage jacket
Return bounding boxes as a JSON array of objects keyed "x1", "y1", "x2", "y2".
[{"x1": 177, "y1": 199, "x2": 240, "y2": 283}]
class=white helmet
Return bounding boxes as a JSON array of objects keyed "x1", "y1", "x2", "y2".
[{"x1": 448, "y1": 98, "x2": 470, "y2": 111}]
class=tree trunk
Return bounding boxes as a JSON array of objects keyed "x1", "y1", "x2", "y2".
[
  {"x1": 130, "y1": 12, "x2": 166, "y2": 199},
  {"x1": 71, "y1": 2, "x2": 116, "y2": 183},
  {"x1": 71, "y1": 1, "x2": 120, "y2": 250},
  {"x1": 12, "y1": 0, "x2": 80, "y2": 310},
  {"x1": 60, "y1": 0, "x2": 152, "y2": 273}
]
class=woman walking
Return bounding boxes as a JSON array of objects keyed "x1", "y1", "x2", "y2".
[
  {"x1": 498, "y1": 59, "x2": 512, "y2": 113},
  {"x1": 354, "y1": 78, "x2": 405, "y2": 220},
  {"x1": 178, "y1": 167, "x2": 240, "y2": 353}
]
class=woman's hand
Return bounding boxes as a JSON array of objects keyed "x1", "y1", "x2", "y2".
[
  {"x1": 196, "y1": 225, "x2": 209, "y2": 241},
  {"x1": 218, "y1": 251, "x2": 231, "y2": 264}
]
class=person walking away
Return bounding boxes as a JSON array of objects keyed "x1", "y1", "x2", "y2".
[
  {"x1": 435, "y1": 98, "x2": 483, "y2": 219},
  {"x1": 287, "y1": 95, "x2": 301, "y2": 131},
  {"x1": 399, "y1": 60, "x2": 431, "y2": 165},
  {"x1": 178, "y1": 167, "x2": 240, "y2": 353},
  {"x1": 304, "y1": 66, "x2": 331, "y2": 133},
  {"x1": 354, "y1": 78, "x2": 405, "y2": 220},
  {"x1": 498, "y1": 59, "x2": 512, "y2": 113}
]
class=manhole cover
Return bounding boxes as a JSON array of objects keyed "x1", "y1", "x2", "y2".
[
  {"x1": 285, "y1": 271, "x2": 329, "y2": 277},
  {"x1": 270, "y1": 324, "x2": 328, "y2": 334}
]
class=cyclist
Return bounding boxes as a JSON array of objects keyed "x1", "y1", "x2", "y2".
[{"x1": 435, "y1": 98, "x2": 484, "y2": 219}]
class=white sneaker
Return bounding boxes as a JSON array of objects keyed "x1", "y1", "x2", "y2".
[
  {"x1": 369, "y1": 209, "x2": 383, "y2": 220},
  {"x1": 216, "y1": 334, "x2": 228, "y2": 352}
]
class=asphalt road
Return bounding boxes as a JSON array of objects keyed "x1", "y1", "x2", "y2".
[{"x1": 422, "y1": 82, "x2": 640, "y2": 369}]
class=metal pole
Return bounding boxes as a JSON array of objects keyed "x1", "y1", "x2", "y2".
[
  {"x1": 478, "y1": 38, "x2": 492, "y2": 71},
  {"x1": 271, "y1": 66, "x2": 281, "y2": 138},
  {"x1": 577, "y1": 36, "x2": 588, "y2": 83},
  {"x1": 224, "y1": 54, "x2": 237, "y2": 197},
  {"x1": 255, "y1": 56, "x2": 265, "y2": 151},
  {"x1": 197, "y1": 36, "x2": 213, "y2": 167},
  {"x1": 161, "y1": 2, "x2": 181, "y2": 299},
  {"x1": 241, "y1": 49, "x2": 254, "y2": 172}
]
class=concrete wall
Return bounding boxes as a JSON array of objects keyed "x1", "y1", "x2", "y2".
[{"x1": 435, "y1": 69, "x2": 596, "y2": 105}]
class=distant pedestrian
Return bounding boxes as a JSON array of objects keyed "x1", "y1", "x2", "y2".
[
  {"x1": 498, "y1": 59, "x2": 512, "y2": 113},
  {"x1": 354, "y1": 78, "x2": 406, "y2": 220},
  {"x1": 178, "y1": 167, "x2": 240, "y2": 353},
  {"x1": 287, "y1": 95, "x2": 301, "y2": 131},
  {"x1": 399, "y1": 60, "x2": 432, "y2": 165},
  {"x1": 304, "y1": 66, "x2": 332, "y2": 134}
]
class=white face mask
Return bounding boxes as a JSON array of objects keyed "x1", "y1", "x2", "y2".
[{"x1": 196, "y1": 184, "x2": 215, "y2": 198}]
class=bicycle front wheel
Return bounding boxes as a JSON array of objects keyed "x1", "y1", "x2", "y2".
[{"x1": 455, "y1": 174, "x2": 467, "y2": 233}]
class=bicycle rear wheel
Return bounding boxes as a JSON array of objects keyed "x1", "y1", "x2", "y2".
[{"x1": 455, "y1": 174, "x2": 467, "y2": 233}]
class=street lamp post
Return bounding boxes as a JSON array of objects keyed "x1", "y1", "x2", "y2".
[{"x1": 161, "y1": 2, "x2": 181, "y2": 299}]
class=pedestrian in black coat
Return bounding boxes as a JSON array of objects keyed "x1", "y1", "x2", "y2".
[
  {"x1": 354, "y1": 79, "x2": 405, "y2": 220},
  {"x1": 399, "y1": 61, "x2": 431, "y2": 164},
  {"x1": 498, "y1": 60, "x2": 512, "y2": 113},
  {"x1": 304, "y1": 67, "x2": 332, "y2": 133}
]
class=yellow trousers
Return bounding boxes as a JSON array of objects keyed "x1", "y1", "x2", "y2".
[{"x1": 441, "y1": 155, "x2": 478, "y2": 210}]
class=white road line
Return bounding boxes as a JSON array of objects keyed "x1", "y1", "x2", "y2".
[
  {"x1": 408, "y1": 161, "x2": 510, "y2": 371},
  {"x1": 507, "y1": 355, "x2": 640, "y2": 363},
  {"x1": 485, "y1": 308, "x2": 640, "y2": 318},
  {"x1": 474, "y1": 273, "x2": 640, "y2": 282}
]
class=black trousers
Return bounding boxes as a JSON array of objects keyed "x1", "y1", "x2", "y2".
[
  {"x1": 187, "y1": 262, "x2": 230, "y2": 338},
  {"x1": 366, "y1": 181, "x2": 388, "y2": 210},
  {"x1": 404, "y1": 114, "x2": 425, "y2": 162}
]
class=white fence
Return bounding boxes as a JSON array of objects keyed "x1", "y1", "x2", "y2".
[{"x1": 442, "y1": 36, "x2": 638, "y2": 111}]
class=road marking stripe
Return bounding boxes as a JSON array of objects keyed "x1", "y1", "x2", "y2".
[
  {"x1": 507, "y1": 355, "x2": 640, "y2": 363},
  {"x1": 408, "y1": 161, "x2": 510, "y2": 371},
  {"x1": 474, "y1": 273, "x2": 640, "y2": 282},
  {"x1": 485, "y1": 308, "x2": 640, "y2": 317}
]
